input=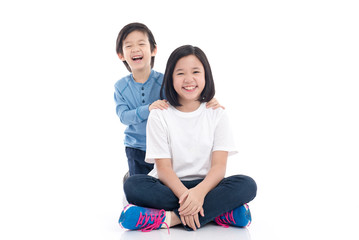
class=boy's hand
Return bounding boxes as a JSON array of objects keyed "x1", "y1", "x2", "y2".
[
  {"x1": 149, "y1": 100, "x2": 169, "y2": 111},
  {"x1": 206, "y1": 98, "x2": 225, "y2": 109}
]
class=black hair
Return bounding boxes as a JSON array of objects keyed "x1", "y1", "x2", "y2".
[
  {"x1": 160, "y1": 45, "x2": 215, "y2": 106},
  {"x1": 116, "y1": 22, "x2": 157, "y2": 72}
]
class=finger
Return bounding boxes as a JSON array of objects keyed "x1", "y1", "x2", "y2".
[
  {"x1": 191, "y1": 206, "x2": 202, "y2": 216},
  {"x1": 160, "y1": 103, "x2": 168, "y2": 109},
  {"x1": 178, "y1": 191, "x2": 189, "y2": 204},
  {"x1": 185, "y1": 216, "x2": 191, "y2": 228},
  {"x1": 205, "y1": 102, "x2": 214, "y2": 108},
  {"x1": 200, "y1": 208, "x2": 205, "y2": 217},
  {"x1": 181, "y1": 215, "x2": 186, "y2": 226},
  {"x1": 184, "y1": 206, "x2": 198, "y2": 216},
  {"x1": 188, "y1": 216, "x2": 196, "y2": 231},
  {"x1": 194, "y1": 214, "x2": 201, "y2": 229},
  {"x1": 179, "y1": 201, "x2": 191, "y2": 214},
  {"x1": 179, "y1": 199, "x2": 191, "y2": 212},
  {"x1": 161, "y1": 100, "x2": 169, "y2": 107},
  {"x1": 185, "y1": 215, "x2": 194, "y2": 231},
  {"x1": 179, "y1": 202, "x2": 194, "y2": 215}
]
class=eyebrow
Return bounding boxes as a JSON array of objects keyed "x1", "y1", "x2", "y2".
[
  {"x1": 175, "y1": 67, "x2": 201, "y2": 72},
  {"x1": 123, "y1": 39, "x2": 147, "y2": 45}
]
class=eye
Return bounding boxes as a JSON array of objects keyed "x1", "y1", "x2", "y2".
[
  {"x1": 125, "y1": 45, "x2": 132, "y2": 48},
  {"x1": 176, "y1": 72, "x2": 184, "y2": 76},
  {"x1": 193, "y1": 71, "x2": 200, "y2": 74}
]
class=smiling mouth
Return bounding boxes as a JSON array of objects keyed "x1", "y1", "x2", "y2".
[
  {"x1": 183, "y1": 86, "x2": 197, "y2": 92},
  {"x1": 132, "y1": 56, "x2": 143, "y2": 62}
]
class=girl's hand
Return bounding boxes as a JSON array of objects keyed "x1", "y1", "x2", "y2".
[
  {"x1": 206, "y1": 98, "x2": 225, "y2": 110},
  {"x1": 178, "y1": 188, "x2": 205, "y2": 216},
  {"x1": 180, "y1": 213, "x2": 201, "y2": 231},
  {"x1": 149, "y1": 100, "x2": 169, "y2": 111}
]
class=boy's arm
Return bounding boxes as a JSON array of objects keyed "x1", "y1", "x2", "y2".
[
  {"x1": 114, "y1": 88, "x2": 150, "y2": 125},
  {"x1": 206, "y1": 98, "x2": 225, "y2": 109}
]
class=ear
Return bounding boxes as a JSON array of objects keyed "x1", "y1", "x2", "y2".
[
  {"x1": 117, "y1": 53, "x2": 125, "y2": 61},
  {"x1": 151, "y1": 45, "x2": 158, "y2": 57}
]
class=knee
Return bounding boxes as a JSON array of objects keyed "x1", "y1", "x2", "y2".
[
  {"x1": 232, "y1": 175, "x2": 257, "y2": 202},
  {"x1": 123, "y1": 175, "x2": 135, "y2": 195},
  {"x1": 123, "y1": 175, "x2": 148, "y2": 203}
]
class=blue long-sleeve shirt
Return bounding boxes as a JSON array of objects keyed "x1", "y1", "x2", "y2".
[{"x1": 114, "y1": 70, "x2": 164, "y2": 151}]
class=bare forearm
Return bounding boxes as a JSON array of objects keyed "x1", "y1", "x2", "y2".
[
  {"x1": 195, "y1": 151, "x2": 227, "y2": 196},
  {"x1": 157, "y1": 165, "x2": 188, "y2": 198},
  {"x1": 195, "y1": 165, "x2": 225, "y2": 195}
]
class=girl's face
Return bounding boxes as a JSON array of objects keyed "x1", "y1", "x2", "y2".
[{"x1": 172, "y1": 55, "x2": 205, "y2": 105}]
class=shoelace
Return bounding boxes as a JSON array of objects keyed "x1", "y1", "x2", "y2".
[
  {"x1": 214, "y1": 210, "x2": 235, "y2": 228},
  {"x1": 135, "y1": 209, "x2": 170, "y2": 233}
]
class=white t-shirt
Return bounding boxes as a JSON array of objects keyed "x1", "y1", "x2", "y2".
[{"x1": 145, "y1": 103, "x2": 237, "y2": 181}]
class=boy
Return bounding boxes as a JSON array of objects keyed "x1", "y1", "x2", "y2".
[{"x1": 114, "y1": 23, "x2": 221, "y2": 178}]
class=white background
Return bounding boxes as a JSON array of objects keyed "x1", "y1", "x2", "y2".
[{"x1": 0, "y1": 1, "x2": 358, "y2": 239}]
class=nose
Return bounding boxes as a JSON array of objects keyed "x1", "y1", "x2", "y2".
[
  {"x1": 131, "y1": 46, "x2": 140, "y2": 53},
  {"x1": 184, "y1": 74, "x2": 195, "y2": 83}
]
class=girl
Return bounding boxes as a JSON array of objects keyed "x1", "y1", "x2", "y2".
[
  {"x1": 119, "y1": 45, "x2": 257, "y2": 232},
  {"x1": 114, "y1": 23, "x2": 223, "y2": 178}
]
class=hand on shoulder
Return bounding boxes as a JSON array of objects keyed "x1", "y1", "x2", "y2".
[
  {"x1": 149, "y1": 100, "x2": 169, "y2": 111},
  {"x1": 206, "y1": 98, "x2": 225, "y2": 110}
]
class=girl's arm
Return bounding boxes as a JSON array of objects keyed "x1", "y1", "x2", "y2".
[
  {"x1": 156, "y1": 158, "x2": 202, "y2": 230},
  {"x1": 178, "y1": 151, "x2": 228, "y2": 216},
  {"x1": 156, "y1": 158, "x2": 188, "y2": 199}
]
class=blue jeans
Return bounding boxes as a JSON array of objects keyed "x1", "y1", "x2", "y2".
[
  {"x1": 124, "y1": 174, "x2": 257, "y2": 230},
  {"x1": 125, "y1": 147, "x2": 154, "y2": 176}
]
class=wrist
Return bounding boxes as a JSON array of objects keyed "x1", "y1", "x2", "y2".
[
  {"x1": 177, "y1": 187, "x2": 189, "y2": 199},
  {"x1": 193, "y1": 185, "x2": 207, "y2": 198}
]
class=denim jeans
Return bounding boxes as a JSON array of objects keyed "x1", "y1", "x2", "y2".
[
  {"x1": 124, "y1": 174, "x2": 257, "y2": 230},
  {"x1": 125, "y1": 147, "x2": 154, "y2": 176}
]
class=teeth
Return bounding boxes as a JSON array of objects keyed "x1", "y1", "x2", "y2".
[{"x1": 184, "y1": 86, "x2": 195, "y2": 90}]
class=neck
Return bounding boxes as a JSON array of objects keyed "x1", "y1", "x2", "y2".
[
  {"x1": 175, "y1": 100, "x2": 201, "y2": 112},
  {"x1": 132, "y1": 68, "x2": 152, "y2": 83}
]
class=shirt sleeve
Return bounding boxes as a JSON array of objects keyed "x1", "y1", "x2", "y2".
[
  {"x1": 212, "y1": 111, "x2": 238, "y2": 156},
  {"x1": 114, "y1": 85, "x2": 150, "y2": 125},
  {"x1": 145, "y1": 110, "x2": 172, "y2": 163}
]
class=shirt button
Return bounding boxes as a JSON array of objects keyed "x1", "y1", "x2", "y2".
[
  {"x1": 142, "y1": 87, "x2": 144, "y2": 90},
  {"x1": 142, "y1": 100, "x2": 145, "y2": 103},
  {"x1": 142, "y1": 93, "x2": 145, "y2": 96}
]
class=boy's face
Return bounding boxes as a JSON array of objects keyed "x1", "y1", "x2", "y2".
[{"x1": 118, "y1": 30, "x2": 157, "y2": 73}]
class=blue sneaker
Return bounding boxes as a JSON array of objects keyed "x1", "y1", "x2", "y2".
[
  {"x1": 119, "y1": 204, "x2": 169, "y2": 232},
  {"x1": 214, "y1": 204, "x2": 252, "y2": 228}
]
